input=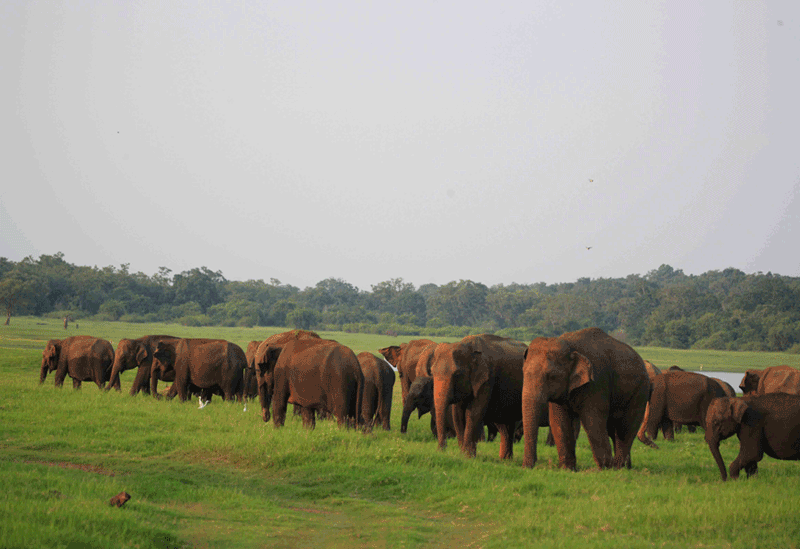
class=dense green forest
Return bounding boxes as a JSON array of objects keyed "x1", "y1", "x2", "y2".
[{"x1": 2, "y1": 252, "x2": 799, "y2": 353}]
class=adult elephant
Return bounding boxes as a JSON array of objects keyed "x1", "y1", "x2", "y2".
[
  {"x1": 636, "y1": 360, "x2": 662, "y2": 448},
  {"x1": 756, "y1": 365, "x2": 800, "y2": 395},
  {"x1": 705, "y1": 393, "x2": 800, "y2": 481},
  {"x1": 357, "y1": 352, "x2": 395, "y2": 431},
  {"x1": 106, "y1": 335, "x2": 180, "y2": 395},
  {"x1": 379, "y1": 339, "x2": 436, "y2": 407},
  {"x1": 401, "y1": 376, "x2": 456, "y2": 438},
  {"x1": 40, "y1": 336, "x2": 115, "y2": 390},
  {"x1": 255, "y1": 338, "x2": 363, "y2": 429},
  {"x1": 152, "y1": 339, "x2": 245, "y2": 402},
  {"x1": 245, "y1": 330, "x2": 321, "y2": 401},
  {"x1": 522, "y1": 327, "x2": 650, "y2": 470},
  {"x1": 432, "y1": 334, "x2": 528, "y2": 459},
  {"x1": 642, "y1": 370, "x2": 728, "y2": 444}
]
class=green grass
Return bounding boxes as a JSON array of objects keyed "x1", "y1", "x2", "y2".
[{"x1": 2, "y1": 318, "x2": 800, "y2": 548}]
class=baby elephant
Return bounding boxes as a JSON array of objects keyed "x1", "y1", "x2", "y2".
[{"x1": 705, "y1": 393, "x2": 800, "y2": 481}]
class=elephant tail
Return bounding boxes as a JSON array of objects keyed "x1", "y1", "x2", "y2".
[{"x1": 356, "y1": 368, "x2": 365, "y2": 431}]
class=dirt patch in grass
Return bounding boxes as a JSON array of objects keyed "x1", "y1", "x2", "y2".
[{"x1": 27, "y1": 459, "x2": 118, "y2": 476}]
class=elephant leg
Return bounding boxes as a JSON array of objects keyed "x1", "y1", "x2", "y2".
[
  {"x1": 662, "y1": 419, "x2": 675, "y2": 441},
  {"x1": 496, "y1": 422, "x2": 515, "y2": 460},
  {"x1": 301, "y1": 407, "x2": 316, "y2": 430},
  {"x1": 581, "y1": 410, "x2": 614, "y2": 470},
  {"x1": 452, "y1": 404, "x2": 466, "y2": 448},
  {"x1": 730, "y1": 426, "x2": 763, "y2": 480},
  {"x1": 54, "y1": 366, "x2": 68, "y2": 388},
  {"x1": 549, "y1": 403, "x2": 577, "y2": 470},
  {"x1": 272, "y1": 397, "x2": 287, "y2": 428},
  {"x1": 72, "y1": 378, "x2": 82, "y2": 389}
]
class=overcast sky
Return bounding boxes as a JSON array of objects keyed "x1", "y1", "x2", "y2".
[{"x1": 2, "y1": 1, "x2": 798, "y2": 291}]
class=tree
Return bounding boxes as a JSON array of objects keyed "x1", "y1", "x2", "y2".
[
  {"x1": 0, "y1": 259, "x2": 42, "y2": 324},
  {"x1": 173, "y1": 267, "x2": 227, "y2": 312}
]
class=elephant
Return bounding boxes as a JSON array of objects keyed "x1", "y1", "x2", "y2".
[
  {"x1": 254, "y1": 338, "x2": 363, "y2": 429},
  {"x1": 522, "y1": 327, "x2": 650, "y2": 470},
  {"x1": 243, "y1": 341, "x2": 261, "y2": 399},
  {"x1": 636, "y1": 360, "x2": 663, "y2": 448},
  {"x1": 705, "y1": 393, "x2": 800, "y2": 481},
  {"x1": 245, "y1": 331, "x2": 321, "y2": 402},
  {"x1": 432, "y1": 334, "x2": 528, "y2": 459},
  {"x1": 379, "y1": 339, "x2": 436, "y2": 407},
  {"x1": 739, "y1": 369, "x2": 764, "y2": 395},
  {"x1": 401, "y1": 376, "x2": 456, "y2": 438},
  {"x1": 151, "y1": 339, "x2": 245, "y2": 402},
  {"x1": 641, "y1": 370, "x2": 728, "y2": 444},
  {"x1": 356, "y1": 352, "x2": 395, "y2": 431},
  {"x1": 755, "y1": 365, "x2": 800, "y2": 396},
  {"x1": 40, "y1": 336, "x2": 115, "y2": 390},
  {"x1": 106, "y1": 335, "x2": 180, "y2": 395}
]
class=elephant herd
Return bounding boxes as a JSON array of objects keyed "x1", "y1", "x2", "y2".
[
  {"x1": 39, "y1": 328, "x2": 800, "y2": 480},
  {"x1": 38, "y1": 330, "x2": 395, "y2": 431}
]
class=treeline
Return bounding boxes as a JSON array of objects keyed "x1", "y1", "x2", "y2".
[{"x1": 2, "y1": 253, "x2": 799, "y2": 353}]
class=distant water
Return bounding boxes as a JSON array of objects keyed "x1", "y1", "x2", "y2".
[{"x1": 696, "y1": 371, "x2": 743, "y2": 394}]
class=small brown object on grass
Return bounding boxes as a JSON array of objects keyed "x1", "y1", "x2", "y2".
[{"x1": 109, "y1": 491, "x2": 131, "y2": 507}]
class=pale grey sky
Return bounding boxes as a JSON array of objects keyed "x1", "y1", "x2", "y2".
[{"x1": 2, "y1": 1, "x2": 798, "y2": 290}]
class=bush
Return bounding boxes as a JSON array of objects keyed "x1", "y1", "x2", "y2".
[{"x1": 180, "y1": 314, "x2": 213, "y2": 327}]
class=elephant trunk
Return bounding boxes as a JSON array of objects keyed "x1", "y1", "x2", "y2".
[
  {"x1": 705, "y1": 432, "x2": 728, "y2": 481},
  {"x1": 522, "y1": 383, "x2": 546, "y2": 468},
  {"x1": 39, "y1": 360, "x2": 49, "y2": 384},
  {"x1": 433, "y1": 377, "x2": 452, "y2": 451},
  {"x1": 637, "y1": 403, "x2": 659, "y2": 449},
  {"x1": 400, "y1": 404, "x2": 413, "y2": 434}
]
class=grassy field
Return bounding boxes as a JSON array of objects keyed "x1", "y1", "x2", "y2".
[{"x1": 2, "y1": 318, "x2": 800, "y2": 548}]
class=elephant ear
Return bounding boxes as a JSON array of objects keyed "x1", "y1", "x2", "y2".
[
  {"x1": 728, "y1": 398, "x2": 751, "y2": 424},
  {"x1": 257, "y1": 346, "x2": 282, "y2": 377},
  {"x1": 135, "y1": 343, "x2": 149, "y2": 366},
  {"x1": 568, "y1": 351, "x2": 593, "y2": 393},
  {"x1": 153, "y1": 342, "x2": 174, "y2": 365}
]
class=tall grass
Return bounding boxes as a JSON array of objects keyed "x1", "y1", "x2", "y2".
[{"x1": 2, "y1": 319, "x2": 800, "y2": 548}]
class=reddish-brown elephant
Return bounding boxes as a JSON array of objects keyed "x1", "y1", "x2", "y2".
[
  {"x1": 254, "y1": 338, "x2": 363, "y2": 429},
  {"x1": 522, "y1": 327, "x2": 650, "y2": 470},
  {"x1": 432, "y1": 334, "x2": 528, "y2": 459},
  {"x1": 40, "y1": 336, "x2": 115, "y2": 390},
  {"x1": 106, "y1": 335, "x2": 180, "y2": 395},
  {"x1": 642, "y1": 370, "x2": 728, "y2": 443},
  {"x1": 705, "y1": 393, "x2": 800, "y2": 480},
  {"x1": 245, "y1": 330, "x2": 321, "y2": 402},
  {"x1": 152, "y1": 338, "x2": 245, "y2": 402},
  {"x1": 756, "y1": 366, "x2": 800, "y2": 395},
  {"x1": 379, "y1": 339, "x2": 436, "y2": 407}
]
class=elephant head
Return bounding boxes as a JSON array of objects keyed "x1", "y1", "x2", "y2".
[
  {"x1": 739, "y1": 370, "x2": 762, "y2": 395},
  {"x1": 39, "y1": 340, "x2": 61, "y2": 383},
  {"x1": 401, "y1": 376, "x2": 434, "y2": 434},
  {"x1": 253, "y1": 342, "x2": 283, "y2": 423},
  {"x1": 431, "y1": 337, "x2": 491, "y2": 454},
  {"x1": 521, "y1": 337, "x2": 593, "y2": 468},
  {"x1": 705, "y1": 397, "x2": 759, "y2": 481}
]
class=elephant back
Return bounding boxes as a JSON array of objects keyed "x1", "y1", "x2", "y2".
[{"x1": 758, "y1": 366, "x2": 800, "y2": 396}]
